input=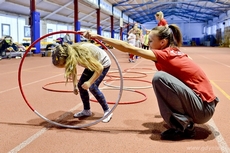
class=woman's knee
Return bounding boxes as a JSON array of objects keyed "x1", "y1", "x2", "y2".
[{"x1": 152, "y1": 71, "x2": 166, "y2": 85}]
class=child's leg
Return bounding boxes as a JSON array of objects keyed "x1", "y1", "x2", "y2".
[
  {"x1": 89, "y1": 66, "x2": 110, "y2": 111},
  {"x1": 129, "y1": 53, "x2": 134, "y2": 59},
  {"x1": 78, "y1": 69, "x2": 94, "y2": 110},
  {"x1": 129, "y1": 54, "x2": 135, "y2": 62}
]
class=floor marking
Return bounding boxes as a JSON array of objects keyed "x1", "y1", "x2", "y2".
[
  {"x1": 8, "y1": 128, "x2": 48, "y2": 153},
  {"x1": 199, "y1": 55, "x2": 230, "y2": 68},
  {"x1": 8, "y1": 103, "x2": 82, "y2": 153},
  {"x1": 211, "y1": 80, "x2": 230, "y2": 100},
  {"x1": 208, "y1": 119, "x2": 230, "y2": 153},
  {"x1": 0, "y1": 64, "x2": 52, "y2": 76},
  {"x1": 209, "y1": 80, "x2": 230, "y2": 152},
  {"x1": 0, "y1": 73, "x2": 63, "y2": 94}
]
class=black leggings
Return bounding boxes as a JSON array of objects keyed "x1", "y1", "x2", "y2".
[{"x1": 78, "y1": 66, "x2": 110, "y2": 111}]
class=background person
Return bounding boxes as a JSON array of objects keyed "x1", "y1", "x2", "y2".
[
  {"x1": 0, "y1": 36, "x2": 18, "y2": 59},
  {"x1": 127, "y1": 30, "x2": 136, "y2": 63},
  {"x1": 63, "y1": 33, "x2": 73, "y2": 44},
  {"x1": 142, "y1": 29, "x2": 150, "y2": 50},
  {"x1": 155, "y1": 11, "x2": 168, "y2": 27}
]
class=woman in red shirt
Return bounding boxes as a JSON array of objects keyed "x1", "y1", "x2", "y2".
[
  {"x1": 83, "y1": 24, "x2": 219, "y2": 140},
  {"x1": 155, "y1": 11, "x2": 168, "y2": 27}
]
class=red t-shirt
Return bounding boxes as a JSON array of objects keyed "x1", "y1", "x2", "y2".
[
  {"x1": 152, "y1": 47, "x2": 216, "y2": 102},
  {"x1": 158, "y1": 19, "x2": 168, "y2": 26}
]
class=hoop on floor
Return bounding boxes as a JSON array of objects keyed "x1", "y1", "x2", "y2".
[
  {"x1": 18, "y1": 30, "x2": 123, "y2": 129},
  {"x1": 103, "y1": 78, "x2": 152, "y2": 89},
  {"x1": 124, "y1": 67, "x2": 157, "y2": 74},
  {"x1": 42, "y1": 81, "x2": 73, "y2": 93},
  {"x1": 90, "y1": 88, "x2": 147, "y2": 104},
  {"x1": 106, "y1": 71, "x2": 147, "y2": 78}
]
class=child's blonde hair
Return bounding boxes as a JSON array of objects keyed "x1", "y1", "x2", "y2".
[{"x1": 52, "y1": 43, "x2": 102, "y2": 84}]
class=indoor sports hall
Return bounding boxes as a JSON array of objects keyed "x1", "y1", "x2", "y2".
[{"x1": 0, "y1": 0, "x2": 230, "y2": 153}]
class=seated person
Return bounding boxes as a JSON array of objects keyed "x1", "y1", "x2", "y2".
[
  {"x1": 0, "y1": 36, "x2": 18, "y2": 59},
  {"x1": 15, "y1": 43, "x2": 26, "y2": 52},
  {"x1": 63, "y1": 33, "x2": 73, "y2": 44}
]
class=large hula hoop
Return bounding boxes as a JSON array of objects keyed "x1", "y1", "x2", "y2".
[{"x1": 18, "y1": 30, "x2": 123, "y2": 129}]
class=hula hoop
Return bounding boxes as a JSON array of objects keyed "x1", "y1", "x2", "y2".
[
  {"x1": 124, "y1": 67, "x2": 157, "y2": 74},
  {"x1": 106, "y1": 71, "x2": 147, "y2": 78},
  {"x1": 42, "y1": 81, "x2": 73, "y2": 93},
  {"x1": 18, "y1": 30, "x2": 123, "y2": 129},
  {"x1": 103, "y1": 78, "x2": 152, "y2": 89},
  {"x1": 90, "y1": 88, "x2": 147, "y2": 104}
]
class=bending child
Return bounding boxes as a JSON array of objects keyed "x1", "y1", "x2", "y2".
[{"x1": 52, "y1": 43, "x2": 112, "y2": 123}]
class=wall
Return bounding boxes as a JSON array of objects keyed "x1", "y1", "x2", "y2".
[
  {"x1": 0, "y1": 14, "x2": 26, "y2": 43},
  {"x1": 143, "y1": 21, "x2": 205, "y2": 43},
  {"x1": 0, "y1": 13, "x2": 118, "y2": 44}
]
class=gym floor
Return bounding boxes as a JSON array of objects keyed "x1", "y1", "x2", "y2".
[{"x1": 0, "y1": 47, "x2": 230, "y2": 153}]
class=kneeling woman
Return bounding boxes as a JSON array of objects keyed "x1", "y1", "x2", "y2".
[{"x1": 52, "y1": 43, "x2": 112, "y2": 123}]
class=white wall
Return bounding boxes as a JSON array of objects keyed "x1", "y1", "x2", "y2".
[
  {"x1": 143, "y1": 21, "x2": 204, "y2": 41},
  {"x1": 0, "y1": 14, "x2": 26, "y2": 43}
]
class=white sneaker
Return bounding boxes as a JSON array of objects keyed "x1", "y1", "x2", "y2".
[
  {"x1": 73, "y1": 110, "x2": 92, "y2": 118},
  {"x1": 102, "y1": 109, "x2": 113, "y2": 123}
]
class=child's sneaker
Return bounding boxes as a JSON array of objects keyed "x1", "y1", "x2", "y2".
[
  {"x1": 102, "y1": 109, "x2": 113, "y2": 123},
  {"x1": 73, "y1": 110, "x2": 92, "y2": 118}
]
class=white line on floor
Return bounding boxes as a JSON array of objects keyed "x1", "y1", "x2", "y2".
[
  {"x1": 208, "y1": 119, "x2": 230, "y2": 153},
  {"x1": 198, "y1": 55, "x2": 230, "y2": 152},
  {"x1": 8, "y1": 103, "x2": 83, "y2": 153},
  {"x1": 200, "y1": 55, "x2": 230, "y2": 68},
  {"x1": 0, "y1": 73, "x2": 63, "y2": 94}
]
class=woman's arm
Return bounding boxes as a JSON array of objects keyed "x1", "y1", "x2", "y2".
[{"x1": 84, "y1": 32, "x2": 157, "y2": 61}]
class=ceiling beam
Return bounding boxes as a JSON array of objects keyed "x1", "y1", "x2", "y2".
[
  {"x1": 43, "y1": 0, "x2": 73, "y2": 19},
  {"x1": 79, "y1": 11, "x2": 96, "y2": 21},
  {"x1": 90, "y1": 17, "x2": 110, "y2": 28}
]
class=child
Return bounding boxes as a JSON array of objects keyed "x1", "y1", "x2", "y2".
[
  {"x1": 83, "y1": 24, "x2": 219, "y2": 140},
  {"x1": 128, "y1": 23, "x2": 142, "y2": 60},
  {"x1": 52, "y1": 42, "x2": 113, "y2": 123},
  {"x1": 127, "y1": 30, "x2": 136, "y2": 63}
]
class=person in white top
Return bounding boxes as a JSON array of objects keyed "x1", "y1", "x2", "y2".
[
  {"x1": 52, "y1": 42, "x2": 112, "y2": 123},
  {"x1": 127, "y1": 30, "x2": 136, "y2": 62},
  {"x1": 63, "y1": 33, "x2": 73, "y2": 44}
]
